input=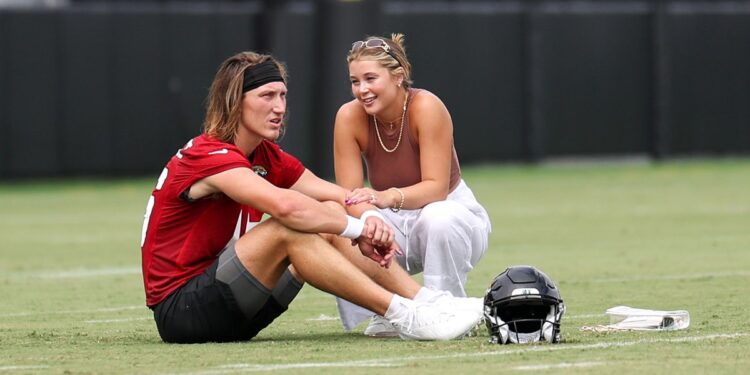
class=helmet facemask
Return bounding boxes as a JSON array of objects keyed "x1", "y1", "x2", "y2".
[
  {"x1": 483, "y1": 266, "x2": 565, "y2": 344},
  {"x1": 485, "y1": 299, "x2": 565, "y2": 344}
]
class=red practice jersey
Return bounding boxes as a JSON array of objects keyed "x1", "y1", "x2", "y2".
[{"x1": 140, "y1": 134, "x2": 304, "y2": 307}]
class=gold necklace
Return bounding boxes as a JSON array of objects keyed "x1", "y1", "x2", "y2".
[{"x1": 374, "y1": 93, "x2": 408, "y2": 153}]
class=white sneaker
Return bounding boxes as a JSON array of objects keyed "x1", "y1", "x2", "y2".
[
  {"x1": 420, "y1": 289, "x2": 483, "y2": 310},
  {"x1": 427, "y1": 291, "x2": 485, "y2": 322},
  {"x1": 423, "y1": 294, "x2": 486, "y2": 337},
  {"x1": 389, "y1": 301, "x2": 481, "y2": 341},
  {"x1": 363, "y1": 315, "x2": 399, "y2": 337},
  {"x1": 452, "y1": 296, "x2": 485, "y2": 332},
  {"x1": 423, "y1": 289, "x2": 455, "y2": 304}
]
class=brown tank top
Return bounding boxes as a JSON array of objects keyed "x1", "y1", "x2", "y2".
[{"x1": 364, "y1": 88, "x2": 461, "y2": 191}]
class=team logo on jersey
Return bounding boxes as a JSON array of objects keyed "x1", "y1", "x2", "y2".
[{"x1": 252, "y1": 165, "x2": 268, "y2": 177}]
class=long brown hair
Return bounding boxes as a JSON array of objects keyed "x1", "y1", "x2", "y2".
[{"x1": 203, "y1": 52, "x2": 288, "y2": 143}]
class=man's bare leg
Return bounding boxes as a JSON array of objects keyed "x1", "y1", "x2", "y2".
[
  {"x1": 233, "y1": 218, "x2": 393, "y2": 316},
  {"x1": 329, "y1": 235, "x2": 421, "y2": 299},
  {"x1": 230, "y1": 218, "x2": 480, "y2": 341}
]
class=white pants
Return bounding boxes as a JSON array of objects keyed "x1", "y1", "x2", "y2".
[{"x1": 336, "y1": 180, "x2": 492, "y2": 330}]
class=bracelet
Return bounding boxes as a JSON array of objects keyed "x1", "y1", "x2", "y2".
[
  {"x1": 388, "y1": 187, "x2": 405, "y2": 212},
  {"x1": 360, "y1": 209, "x2": 385, "y2": 222},
  {"x1": 339, "y1": 215, "x2": 365, "y2": 239}
]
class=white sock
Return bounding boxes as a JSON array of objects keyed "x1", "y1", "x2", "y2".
[{"x1": 384, "y1": 294, "x2": 413, "y2": 321}]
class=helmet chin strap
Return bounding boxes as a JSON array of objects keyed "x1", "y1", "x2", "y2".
[
  {"x1": 545, "y1": 302, "x2": 565, "y2": 343},
  {"x1": 541, "y1": 306, "x2": 557, "y2": 342},
  {"x1": 509, "y1": 330, "x2": 542, "y2": 344}
]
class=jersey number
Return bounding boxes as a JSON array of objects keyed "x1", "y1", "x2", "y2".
[{"x1": 140, "y1": 140, "x2": 193, "y2": 247}]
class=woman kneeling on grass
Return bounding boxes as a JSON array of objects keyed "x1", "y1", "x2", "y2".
[{"x1": 333, "y1": 34, "x2": 492, "y2": 336}]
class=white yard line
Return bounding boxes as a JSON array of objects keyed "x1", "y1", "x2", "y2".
[
  {"x1": 513, "y1": 361, "x2": 606, "y2": 371},
  {"x1": 160, "y1": 332, "x2": 746, "y2": 374},
  {"x1": 3, "y1": 266, "x2": 141, "y2": 280},
  {"x1": 0, "y1": 366, "x2": 49, "y2": 371},
  {"x1": 565, "y1": 313, "x2": 604, "y2": 319},
  {"x1": 0, "y1": 305, "x2": 144, "y2": 318},
  {"x1": 84, "y1": 317, "x2": 152, "y2": 324},
  {"x1": 2, "y1": 305, "x2": 151, "y2": 323},
  {"x1": 219, "y1": 362, "x2": 400, "y2": 371},
  {"x1": 35, "y1": 267, "x2": 141, "y2": 279},
  {"x1": 306, "y1": 314, "x2": 340, "y2": 321}
]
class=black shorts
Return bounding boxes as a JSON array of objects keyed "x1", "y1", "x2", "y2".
[{"x1": 152, "y1": 258, "x2": 289, "y2": 344}]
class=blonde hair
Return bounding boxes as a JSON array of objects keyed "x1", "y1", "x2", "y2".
[
  {"x1": 347, "y1": 33, "x2": 413, "y2": 89},
  {"x1": 203, "y1": 52, "x2": 288, "y2": 143}
]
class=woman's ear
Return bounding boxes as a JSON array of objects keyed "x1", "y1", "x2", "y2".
[{"x1": 393, "y1": 67, "x2": 406, "y2": 86}]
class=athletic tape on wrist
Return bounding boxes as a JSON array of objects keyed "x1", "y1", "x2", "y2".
[{"x1": 340, "y1": 215, "x2": 365, "y2": 239}]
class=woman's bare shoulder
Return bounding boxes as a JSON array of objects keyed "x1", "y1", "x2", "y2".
[
  {"x1": 337, "y1": 99, "x2": 367, "y2": 122},
  {"x1": 411, "y1": 89, "x2": 447, "y2": 111},
  {"x1": 410, "y1": 89, "x2": 450, "y2": 122}
]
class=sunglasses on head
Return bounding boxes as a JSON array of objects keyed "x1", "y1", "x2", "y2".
[{"x1": 350, "y1": 38, "x2": 394, "y2": 57}]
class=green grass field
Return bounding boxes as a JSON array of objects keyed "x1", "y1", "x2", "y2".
[{"x1": 1, "y1": 159, "x2": 749, "y2": 374}]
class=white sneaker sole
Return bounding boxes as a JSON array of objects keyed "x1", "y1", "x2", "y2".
[
  {"x1": 364, "y1": 317, "x2": 399, "y2": 337},
  {"x1": 364, "y1": 330, "x2": 399, "y2": 338}
]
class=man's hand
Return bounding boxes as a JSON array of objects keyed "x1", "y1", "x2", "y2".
[
  {"x1": 352, "y1": 215, "x2": 401, "y2": 268},
  {"x1": 362, "y1": 215, "x2": 395, "y2": 247},
  {"x1": 354, "y1": 238, "x2": 400, "y2": 268}
]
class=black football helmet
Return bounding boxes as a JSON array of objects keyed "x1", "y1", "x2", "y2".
[{"x1": 484, "y1": 265, "x2": 565, "y2": 344}]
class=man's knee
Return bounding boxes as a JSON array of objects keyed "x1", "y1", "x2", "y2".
[
  {"x1": 240, "y1": 202, "x2": 345, "y2": 250},
  {"x1": 240, "y1": 218, "x2": 313, "y2": 247}
]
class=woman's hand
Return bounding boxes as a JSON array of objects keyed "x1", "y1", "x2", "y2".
[{"x1": 345, "y1": 187, "x2": 389, "y2": 209}]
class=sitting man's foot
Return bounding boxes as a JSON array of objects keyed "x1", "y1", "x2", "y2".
[
  {"x1": 424, "y1": 289, "x2": 484, "y2": 322},
  {"x1": 388, "y1": 298, "x2": 481, "y2": 341}
]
